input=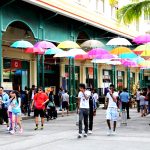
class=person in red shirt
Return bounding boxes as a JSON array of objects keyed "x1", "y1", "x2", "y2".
[{"x1": 31, "y1": 87, "x2": 49, "y2": 130}]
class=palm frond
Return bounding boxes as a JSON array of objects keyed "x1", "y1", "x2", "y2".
[
  {"x1": 117, "y1": 0, "x2": 150, "y2": 24},
  {"x1": 109, "y1": 0, "x2": 118, "y2": 6}
]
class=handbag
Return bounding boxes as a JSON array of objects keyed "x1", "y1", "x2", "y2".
[{"x1": 48, "y1": 101, "x2": 55, "y2": 107}]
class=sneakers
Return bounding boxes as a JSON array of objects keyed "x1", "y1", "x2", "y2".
[
  {"x1": 10, "y1": 130, "x2": 15, "y2": 135},
  {"x1": 83, "y1": 133, "x2": 87, "y2": 137},
  {"x1": 34, "y1": 126, "x2": 38, "y2": 130},
  {"x1": 88, "y1": 130, "x2": 92, "y2": 134},
  {"x1": 19, "y1": 128, "x2": 23, "y2": 134},
  {"x1": 107, "y1": 129, "x2": 111, "y2": 136},
  {"x1": 112, "y1": 131, "x2": 117, "y2": 135},
  {"x1": 77, "y1": 134, "x2": 82, "y2": 138},
  {"x1": 41, "y1": 126, "x2": 44, "y2": 130}
]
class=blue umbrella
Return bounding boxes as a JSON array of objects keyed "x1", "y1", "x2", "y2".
[
  {"x1": 45, "y1": 48, "x2": 63, "y2": 55},
  {"x1": 11, "y1": 40, "x2": 33, "y2": 48},
  {"x1": 119, "y1": 53, "x2": 137, "y2": 59}
]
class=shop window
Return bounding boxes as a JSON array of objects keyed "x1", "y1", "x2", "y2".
[
  {"x1": 86, "y1": 67, "x2": 93, "y2": 88},
  {"x1": 103, "y1": 70, "x2": 112, "y2": 83},
  {"x1": 117, "y1": 71, "x2": 124, "y2": 90}
]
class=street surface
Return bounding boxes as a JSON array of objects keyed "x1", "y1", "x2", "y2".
[{"x1": 0, "y1": 108, "x2": 150, "y2": 150}]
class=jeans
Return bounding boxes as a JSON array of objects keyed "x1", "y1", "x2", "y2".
[
  {"x1": 136, "y1": 100, "x2": 140, "y2": 112},
  {"x1": 79, "y1": 108, "x2": 89, "y2": 134},
  {"x1": 27, "y1": 100, "x2": 32, "y2": 116},
  {"x1": 89, "y1": 99, "x2": 93, "y2": 131},
  {"x1": 122, "y1": 102, "x2": 130, "y2": 119}
]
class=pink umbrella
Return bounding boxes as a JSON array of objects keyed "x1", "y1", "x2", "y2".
[
  {"x1": 121, "y1": 59, "x2": 138, "y2": 67},
  {"x1": 25, "y1": 47, "x2": 46, "y2": 55},
  {"x1": 75, "y1": 54, "x2": 90, "y2": 60},
  {"x1": 34, "y1": 41, "x2": 56, "y2": 49},
  {"x1": 94, "y1": 53, "x2": 115, "y2": 59},
  {"x1": 88, "y1": 48, "x2": 109, "y2": 59},
  {"x1": 133, "y1": 34, "x2": 150, "y2": 44}
]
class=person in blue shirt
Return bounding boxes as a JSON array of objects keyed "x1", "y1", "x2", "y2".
[
  {"x1": 120, "y1": 88, "x2": 130, "y2": 119},
  {"x1": 0, "y1": 86, "x2": 10, "y2": 129}
]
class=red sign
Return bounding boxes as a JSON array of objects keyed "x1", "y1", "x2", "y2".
[
  {"x1": 11, "y1": 60, "x2": 22, "y2": 69},
  {"x1": 88, "y1": 67, "x2": 93, "y2": 75}
]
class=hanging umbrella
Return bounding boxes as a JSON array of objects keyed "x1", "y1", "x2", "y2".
[
  {"x1": 45, "y1": 48, "x2": 63, "y2": 55},
  {"x1": 80, "y1": 40, "x2": 105, "y2": 49},
  {"x1": 66, "y1": 49, "x2": 87, "y2": 57},
  {"x1": 74, "y1": 54, "x2": 89, "y2": 60},
  {"x1": 87, "y1": 48, "x2": 109, "y2": 59},
  {"x1": 133, "y1": 43, "x2": 150, "y2": 55},
  {"x1": 132, "y1": 56, "x2": 145, "y2": 64},
  {"x1": 139, "y1": 60, "x2": 150, "y2": 68},
  {"x1": 91, "y1": 59, "x2": 110, "y2": 63},
  {"x1": 119, "y1": 53, "x2": 137, "y2": 59},
  {"x1": 106, "y1": 37, "x2": 132, "y2": 46},
  {"x1": 106, "y1": 60, "x2": 122, "y2": 65},
  {"x1": 122, "y1": 59, "x2": 138, "y2": 67},
  {"x1": 94, "y1": 53, "x2": 115, "y2": 60},
  {"x1": 53, "y1": 51, "x2": 68, "y2": 58},
  {"x1": 140, "y1": 48, "x2": 150, "y2": 59},
  {"x1": 110, "y1": 47, "x2": 132, "y2": 55},
  {"x1": 11, "y1": 40, "x2": 33, "y2": 48},
  {"x1": 25, "y1": 47, "x2": 46, "y2": 54},
  {"x1": 57, "y1": 41, "x2": 80, "y2": 49},
  {"x1": 34, "y1": 41, "x2": 56, "y2": 49},
  {"x1": 133, "y1": 34, "x2": 150, "y2": 44}
]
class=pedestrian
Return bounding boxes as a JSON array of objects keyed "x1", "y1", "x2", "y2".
[
  {"x1": 92, "y1": 89, "x2": 99, "y2": 109},
  {"x1": 88, "y1": 89, "x2": 97, "y2": 134},
  {"x1": 62, "y1": 90, "x2": 69, "y2": 117},
  {"x1": 58, "y1": 87, "x2": 64, "y2": 111},
  {"x1": 31, "y1": 87, "x2": 49, "y2": 130},
  {"x1": 106, "y1": 84, "x2": 119, "y2": 136},
  {"x1": 47, "y1": 91, "x2": 57, "y2": 120},
  {"x1": 136, "y1": 88, "x2": 141, "y2": 113},
  {"x1": 77, "y1": 83, "x2": 91, "y2": 138},
  {"x1": 145, "y1": 86, "x2": 150, "y2": 114},
  {"x1": 139, "y1": 92, "x2": 145, "y2": 117},
  {"x1": 0, "y1": 87, "x2": 10, "y2": 130},
  {"x1": 120, "y1": 88, "x2": 131, "y2": 119},
  {"x1": 9, "y1": 90, "x2": 23, "y2": 134},
  {"x1": 28, "y1": 85, "x2": 36, "y2": 116}
]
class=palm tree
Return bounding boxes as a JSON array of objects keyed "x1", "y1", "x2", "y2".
[{"x1": 116, "y1": 0, "x2": 150, "y2": 24}]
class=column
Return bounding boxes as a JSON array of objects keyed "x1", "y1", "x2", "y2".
[
  {"x1": 112, "y1": 65, "x2": 116, "y2": 88},
  {"x1": 93, "y1": 63, "x2": 98, "y2": 90},
  {"x1": 127, "y1": 67, "x2": 130, "y2": 93}
]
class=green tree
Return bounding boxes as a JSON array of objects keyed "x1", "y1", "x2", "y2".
[{"x1": 116, "y1": 0, "x2": 150, "y2": 24}]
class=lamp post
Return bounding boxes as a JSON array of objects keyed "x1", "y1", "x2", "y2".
[
  {"x1": 93, "y1": 63, "x2": 98, "y2": 90},
  {"x1": 112, "y1": 65, "x2": 116, "y2": 88},
  {"x1": 127, "y1": 67, "x2": 130, "y2": 93}
]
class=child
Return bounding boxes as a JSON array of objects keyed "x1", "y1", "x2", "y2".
[
  {"x1": 139, "y1": 93, "x2": 145, "y2": 117},
  {"x1": 10, "y1": 91, "x2": 23, "y2": 134}
]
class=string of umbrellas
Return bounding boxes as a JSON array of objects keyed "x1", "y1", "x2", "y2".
[{"x1": 10, "y1": 34, "x2": 150, "y2": 70}]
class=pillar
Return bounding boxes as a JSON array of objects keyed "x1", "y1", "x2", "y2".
[
  {"x1": 127, "y1": 67, "x2": 130, "y2": 93},
  {"x1": 93, "y1": 63, "x2": 98, "y2": 90},
  {"x1": 112, "y1": 65, "x2": 116, "y2": 88}
]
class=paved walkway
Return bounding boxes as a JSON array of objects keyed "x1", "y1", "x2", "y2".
[{"x1": 0, "y1": 108, "x2": 150, "y2": 150}]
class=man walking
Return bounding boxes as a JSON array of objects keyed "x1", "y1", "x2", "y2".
[
  {"x1": 0, "y1": 87, "x2": 10, "y2": 130},
  {"x1": 106, "y1": 84, "x2": 118, "y2": 136},
  {"x1": 120, "y1": 88, "x2": 130, "y2": 119},
  {"x1": 31, "y1": 87, "x2": 49, "y2": 130},
  {"x1": 77, "y1": 84, "x2": 91, "y2": 138}
]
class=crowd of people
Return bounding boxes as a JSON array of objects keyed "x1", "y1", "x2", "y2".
[{"x1": 0, "y1": 83, "x2": 150, "y2": 138}]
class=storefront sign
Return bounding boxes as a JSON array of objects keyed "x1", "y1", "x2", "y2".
[
  {"x1": 2, "y1": 82, "x2": 13, "y2": 91},
  {"x1": 11, "y1": 60, "x2": 22, "y2": 69}
]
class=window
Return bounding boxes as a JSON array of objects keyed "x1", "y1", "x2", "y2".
[{"x1": 96, "y1": 0, "x2": 104, "y2": 13}]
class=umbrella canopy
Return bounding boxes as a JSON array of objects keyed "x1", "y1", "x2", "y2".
[
  {"x1": 80, "y1": 40, "x2": 104, "y2": 49},
  {"x1": 34, "y1": 41, "x2": 56, "y2": 49},
  {"x1": 106, "y1": 60, "x2": 122, "y2": 65},
  {"x1": 139, "y1": 60, "x2": 150, "y2": 68},
  {"x1": 122, "y1": 59, "x2": 138, "y2": 67},
  {"x1": 110, "y1": 47, "x2": 132, "y2": 55},
  {"x1": 87, "y1": 48, "x2": 109, "y2": 59},
  {"x1": 106, "y1": 37, "x2": 132, "y2": 46},
  {"x1": 91, "y1": 59, "x2": 110, "y2": 63},
  {"x1": 140, "y1": 48, "x2": 150, "y2": 59},
  {"x1": 133, "y1": 34, "x2": 150, "y2": 44},
  {"x1": 11, "y1": 40, "x2": 33, "y2": 48},
  {"x1": 119, "y1": 53, "x2": 137, "y2": 59},
  {"x1": 57, "y1": 41, "x2": 80, "y2": 49},
  {"x1": 66, "y1": 49, "x2": 87, "y2": 57},
  {"x1": 133, "y1": 43, "x2": 150, "y2": 55},
  {"x1": 94, "y1": 53, "x2": 115, "y2": 60},
  {"x1": 74, "y1": 54, "x2": 89, "y2": 60},
  {"x1": 25, "y1": 47, "x2": 45, "y2": 54},
  {"x1": 53, "y1": 51, "x2": 68, "y2": 58},
  {"x1": 132, "y1": 56, "x2": 145, "y2": 64},
  {"x1": 45, "y1": 48, "x2": 63, "y2": 55}
]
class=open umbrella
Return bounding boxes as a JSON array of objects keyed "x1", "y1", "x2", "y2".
[
  {"x1": 110, "y1": 47, "x2": 132, "y2": 55},
  {"x1": 122, "y1": 59, "x2": 138, "y2": 67},
  {"x1": 66, "y1": 49, "x2": 87, "y2": 57},
  {"x1": 106, "y1": 38, "x2": 132, "y2": 46},
  {"x1": 106, "y1": 60, "x2": 122, "y2": 65},
  {"x1": 133, "y1": 34, "x2": 150, "y2": 44},
  {"x1": 119, "y1": 53, "x2": 138, "y2": 59},
  {"x1": 139, "y1": 60, "x2": 150, "y2": 68},
  {"x1": 132, "y1": 56, "x2": 145, "y2": 64},
  {"x1": 91, "y1": 59, "x2": 110, "y2": 63},
  {"x1": 74, "y1": 54, "x2": 89, "y2": 60},
  {"x1": 81, "y1": 40, "x2": 104, "y2": 49},
  {"x1": 45, "y1": 48, "x2": 63, "y2": 55},
  {"x1": 25, "y1": 47, "x2": 45, "y2": 54},
  {"x1": 140, "y1": 48, "x2": 150, "y2": 59},
  {"x1": 87, "y1": 48, "x2": 109, "y2": 59},
  {"x1": 34, "y1": 41, "x2": 56, "y2": 49},
  {"x1": 53, "y1": 51, "x2": 68, "y2": 58},
  {"x1": 133, "y1": 43, "x2": 150, "y2": 55},
  {"x1": 11, "y1": 40, "x2": 33, "y2": 48},
  {"x1": 57, "y1": 41, "x2": 80, "y2": 49}
]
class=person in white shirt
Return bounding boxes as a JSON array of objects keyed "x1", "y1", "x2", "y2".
[
  {"x1": 77, "y1": 84, "x2": 91, "y2": 138},
  {"x1": 106, "y1": 84, "x2": 118, "y2": 136}
]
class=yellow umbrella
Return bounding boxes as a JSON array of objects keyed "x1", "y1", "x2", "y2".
[
  {"x1": 110, "y1": 46, "x2": 132, "y2": 55},
  {"x1": 133, "y1": 43, "x2": 150, "y2": 55},
  {"x1": 139, "y1": 60, "x2": 150, "y2": 67},
  {"x1": 140, "y1": 49, "x2": 150, "y2": 59},
  {"x1": 57, "y1": 41, "x2": 80, "y2": 49}
]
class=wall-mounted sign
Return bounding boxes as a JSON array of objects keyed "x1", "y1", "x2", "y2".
[
  {"x1": 2, "y1": 82, "x2": 13, "y2": 91},
  {"x1": 11, "y1": 60, "x2": 22, "y2": 69}
]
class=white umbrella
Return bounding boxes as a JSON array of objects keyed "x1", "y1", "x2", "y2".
[
  {"x1": 106, "y1": 60, "x2": 121, "y2": 65},
  {"x1": 53, "y1": 51, "x2": 68, "y2": 57},
  {"x1": 91, "y1": 59, "x2": 110, "y2": 63},
  {"x1": 66, "y1": 49, "x2": 87, "y2": 57},
  {"x1": 106, "y1": 37, "x2": 132, "y2": 46}
]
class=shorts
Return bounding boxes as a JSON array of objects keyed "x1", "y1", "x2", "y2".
[
  {"x1": 62, "y1": 101, "x2": 69, "y2": 109},
  {"x1": 140, "y1": 105, "x2": 145, "y2": 110},
  {"x1": 34, "y1": 109, "x2": 45, "y2": 118},
  {"x1": 106, "y1": 107, "x2": 118, "y2": 121}
]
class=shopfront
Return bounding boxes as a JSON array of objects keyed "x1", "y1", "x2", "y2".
[{"x1": 117, "y1": 71, "x2": 125, "y2": 90}]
